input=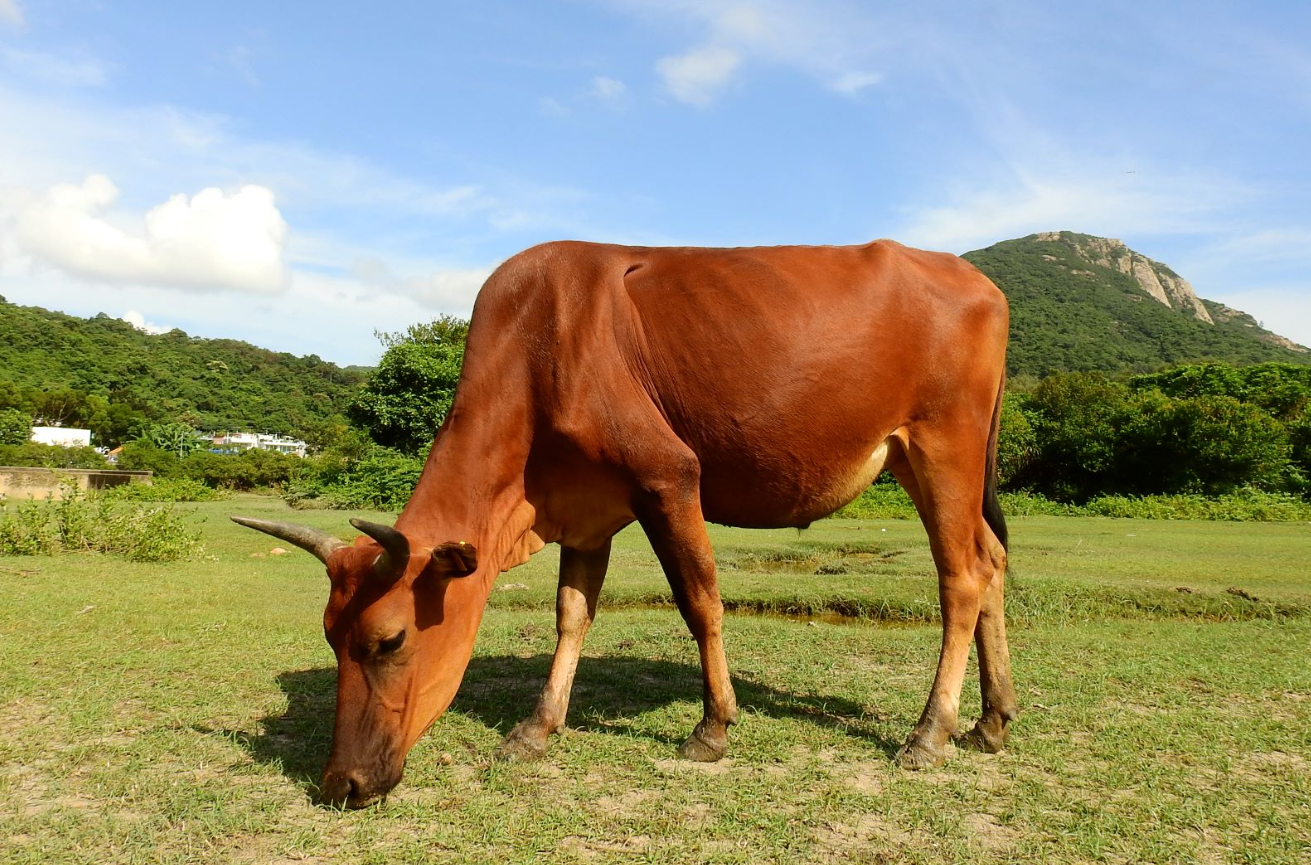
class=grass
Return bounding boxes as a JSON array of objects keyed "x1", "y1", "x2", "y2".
[{"x1": 1, "y1": 496, "x2": 1309, "y2": 863}]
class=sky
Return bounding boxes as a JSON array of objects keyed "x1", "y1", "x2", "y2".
[{"x1": 1, "y1": 0, "x2": 1309, "y2": 365}]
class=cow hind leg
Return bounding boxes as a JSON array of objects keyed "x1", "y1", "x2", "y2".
[
  {"x1": 495, "y1": 540, "x2": 611, "y2": 761},
  {"x1": 957, "y1": 563, "x2": 1018, "y2": 753},
  {"x1": 891, "y1": 436, "x2": 1007, "y2": 770}
]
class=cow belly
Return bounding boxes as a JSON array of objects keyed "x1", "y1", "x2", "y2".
[{"x1": 698, "y1": 437, "x2": 897, "y2": 529}]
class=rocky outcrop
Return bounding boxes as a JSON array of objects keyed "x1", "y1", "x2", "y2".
[
  {"x1": 1208, "y1": 302, "x2": 1309, "y2": 353},
  {"x1": 1034, "y1": 232, "x2": 1213, "y2": 323}
]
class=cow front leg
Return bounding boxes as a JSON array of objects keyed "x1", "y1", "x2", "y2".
[
  {"x1": 636, "y1": 479, "x2": 738, "y2": 762},
  {"x1": 495, "y1": 541, "x2": 610, "y2": 761}
]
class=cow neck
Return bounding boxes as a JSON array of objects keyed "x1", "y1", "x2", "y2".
[{"x1": 393, "y1": 375, "x2": 541, "y2": 589}]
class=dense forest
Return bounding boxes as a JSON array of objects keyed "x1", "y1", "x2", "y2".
[{"x1": 0, "y1": 296, "x2": 364, "y2": 446}]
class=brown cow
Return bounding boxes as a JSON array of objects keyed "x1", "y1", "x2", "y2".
[{"x1": 235, "y1": 238, "x2": 1014, "y2": 808}]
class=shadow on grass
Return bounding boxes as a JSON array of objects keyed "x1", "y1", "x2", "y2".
[{"x1": 221, "y1": 655, "x2": 900, "y2": 794}]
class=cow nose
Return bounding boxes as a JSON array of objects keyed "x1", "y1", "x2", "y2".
[{"x1": 319, "y1": 770, "x2": 370, "y2": 809}]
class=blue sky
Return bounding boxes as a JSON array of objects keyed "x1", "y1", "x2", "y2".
[{"x1": 1, "y1": 0, "x2": 1309, "y2": 365}]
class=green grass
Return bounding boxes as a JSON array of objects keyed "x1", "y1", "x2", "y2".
[{"x1": 2, "y1": 497, "x2": 1309, "y2": 863}]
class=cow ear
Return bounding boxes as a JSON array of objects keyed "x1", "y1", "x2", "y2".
[{"x1": 429, "y1": 541, "x2": 478, "y2": 578}]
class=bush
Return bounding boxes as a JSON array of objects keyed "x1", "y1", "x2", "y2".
[
  {"x1": 1078, "y1": 489, "x2": 1311, "y2": 521},
  {"x1": 827, "y1": 485, "x2": 1311, "y2": 522},
  {"x1": 117, "y1": 440, "x2": 181, "y2": 476},
  {"x1": 285, "y1": 445, "x2": 424, "y2": 510},
  {"x1": 1010, "y1": 368, "x2": 1304, "y2": 501},
  {"x1": 0, "y1": 486, "x2": 203, "y2": 561},
  {"x1": 830, "y1": 480, "x2": 918, "y2": 519},
  {"x1": 100, "y1": 477, "x2": 228, "y2": 502},
  {"x1": 180, "y1": 449, "x2": 300, "y2": 490},
  {"x1": 0, "y1": 442, "x2": 107, "y2": 469}
]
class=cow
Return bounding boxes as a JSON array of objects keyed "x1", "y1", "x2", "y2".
[{"x1": 234, "y1": 238, "x2": 1014, "y2": 809}]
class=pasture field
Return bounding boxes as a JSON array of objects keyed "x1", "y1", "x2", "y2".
[{"x1": 2, "y1": 497, "x2": 1309, "y2": 864}]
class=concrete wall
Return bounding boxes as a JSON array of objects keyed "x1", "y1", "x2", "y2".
[{"x1": 0, "y1": 467, "x2": 153, "y2": 500}]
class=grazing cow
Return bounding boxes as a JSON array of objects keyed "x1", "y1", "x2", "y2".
[{"x1": 235, "y1": 239, "x2": 1014, "y2": 808}]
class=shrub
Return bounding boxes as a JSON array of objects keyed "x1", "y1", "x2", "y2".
[
  {"x1": 0, "y1": 486, "x2": 203, "y2": 561},
  {"x1": 830, "y1": 480, "x2": 918, "y2": 519},
  {"x1": 285, "y1": 445, "x2": 424, "y2": 510},
  {"x1": 100, "y1": 477, "x2": 228, "y2": 502},
  {"x1": 0, "y1": 442, "x2": 107, "y2": 469},
  {"x1": 180, "y1": 448, "x2": 300, "y2": 490},
  {"x1": 117, "y1": 440, "x2": 181, "y2": 476},
  {"x1": 1078, "y1": 489, "x2": 1311, "y2": 521}
]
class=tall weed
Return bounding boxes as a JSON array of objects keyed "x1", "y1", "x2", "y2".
[{"x1": 0, "y1": 486, "x2": 203, "y2": 562}]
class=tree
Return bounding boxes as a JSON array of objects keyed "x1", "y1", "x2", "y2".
[
  {"x1": 348, "y1": 316, "x2": 468, "y2": 455},
  {"x1": 0, "y1": 407, "x2": 32, "y2": 446},
  {"x1": 137, "y1": 422, "x2": 209, "y2": 458}
]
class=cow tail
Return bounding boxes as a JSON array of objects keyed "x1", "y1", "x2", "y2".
[{"x1": 982, "y1": 371, "x2": 1009, "y2": 552}]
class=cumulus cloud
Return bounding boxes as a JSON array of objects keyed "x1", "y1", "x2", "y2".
[
  {"x1": 0, "y1": 0, "x2": 22, "y2": 27},
  {"x1": 14, "y1": 175, "x2": 289, "y2": 292},
  {"x1": 119, "y1": 310, "x2": 171, "y2": 334},
  {"x1": 657, "y1": 45, "x2": 742, "y2": 106}
]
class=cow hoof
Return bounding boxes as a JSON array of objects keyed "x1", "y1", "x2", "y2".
[
  {"x1": 895, "y1": 738, "x2": 953, "y2": 770},
  {"x1": 954, "y1": 720, "x2": 1008, "y2": 754},
  {"x1": 677, "y1": 722, "x2": 728, "y2": 762},
  {"x1": 494, "y1": 728, "x2": 548, "y2": 763}
]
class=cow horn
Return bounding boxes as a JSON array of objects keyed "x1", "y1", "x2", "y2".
[
  {"x1": 230, "y1": 516, "x2": 348, "y2": 564},
  {"x1": 349, "y1": 518, "x2": 410, "y2": 580}
]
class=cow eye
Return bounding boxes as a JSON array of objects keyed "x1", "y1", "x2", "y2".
[{"x1": 377, "y1": 630, "x2": 406, "y2": 655}]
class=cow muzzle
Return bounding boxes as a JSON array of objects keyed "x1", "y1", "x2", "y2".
[{"x1": 319, "y1": 766, "x2": 402, "y2": 810}]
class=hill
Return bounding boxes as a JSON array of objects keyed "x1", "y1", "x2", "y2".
[
  {"x1": 963, "y1": 232, "x2": 1310, "y2": 377},
  {"x1": 0, "y1": 297, "x2": 366, "y2": 440}
]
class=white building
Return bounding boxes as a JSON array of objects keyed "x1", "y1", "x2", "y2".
[
  {"x1": 31, "y1": 426, "x2": 92, "y2": 448},
  {"x1": 211, "y1": 431, "x2": 308, "y2": 458}
]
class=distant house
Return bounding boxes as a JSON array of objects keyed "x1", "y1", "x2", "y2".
[
  {"x1": 31, "y1": 426, "x2": 92, "y2": 448},
  {"x1": 211, "y1": 431, "x2": 308, "y2": 458}
]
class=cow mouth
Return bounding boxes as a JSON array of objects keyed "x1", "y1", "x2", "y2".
[{"x1": 318, "y1": 769, "x2": 401, "y2": 810}]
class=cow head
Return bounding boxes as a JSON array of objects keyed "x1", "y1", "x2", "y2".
[{"x1": 232, "y1": 515, "x2": 481, "y2": 808}]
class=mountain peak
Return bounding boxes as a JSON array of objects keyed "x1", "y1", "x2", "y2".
[
  {"x1": 962, "y1": 233, "x2": 1309, "y2": 375},
  {"x1": 1029, "y1": 231, "x2": 1212, "y2": 323}
]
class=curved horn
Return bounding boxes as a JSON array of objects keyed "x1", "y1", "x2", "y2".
[
  {"x1": 349, "y1": 518, "x2": 411, "y2": 580},
  {"x1": 230, "y1": 516, "x2": 348, "y2": 564}
]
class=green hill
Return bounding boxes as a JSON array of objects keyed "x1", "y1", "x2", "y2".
[
  {"x1": 0, "y1": 297, "x2": 366, "y2": 440},
  {"x1": 963, "y1": 232, "x2": 1310, "y2": 377}
]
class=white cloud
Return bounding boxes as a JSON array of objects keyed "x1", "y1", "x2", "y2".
[
  {"x1": 2, "y1": 48, "x2": 108, "y2": 86},
  {"x1": 349, "y1": 256, "x2": 493, "y2": 310},
  {"x1": 896, "y1": 168, "x2": 1250, "y2": 253},
  {"x1": 13, "y1": 174, "x2": 289, "y2": 292},
  {"x1": 829, "y1": 70, "x2": 881, "y2": 94},
  {"x1": 120, "y1": 310, "x2": 170, "y2": 334},
  {"x1": 0, "y1": 0, "x2": 22, "y2": 27},
  {"x1": 590, "y1": 75, "x2": 629, "y2": 105},
  {"x1": 621, "y1": 0, "x2": 886, "y2": 102},
  {"x1": 657, "y1": 45, "x2": 742, "y2": 106}
]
